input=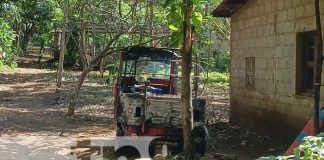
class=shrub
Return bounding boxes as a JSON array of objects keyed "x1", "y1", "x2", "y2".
[
  {"x1": 257, "y1": 136, "x2": 324, "y2": 160},
  {"x1": 0, "y1": 18, "x2": 16, "y2": 69},
  {"x1": 208, "y1": 72, "x2": 229, "y2": 83}
]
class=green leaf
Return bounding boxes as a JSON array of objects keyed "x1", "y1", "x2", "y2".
[
  {"x1": 169, "y1": 25, "x2": 179, "y2": 31},
  {"x1": 193, "y1": 12, "x2": 203, "y2": 23}
]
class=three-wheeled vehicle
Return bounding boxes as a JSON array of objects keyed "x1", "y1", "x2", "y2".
[{"x1": 113, "y1": 46, "x2": 208, "y2": 156}]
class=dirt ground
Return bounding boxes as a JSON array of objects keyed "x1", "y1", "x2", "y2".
[{"x1": 0, "y1": 55, "x2": 289, "y2": 159}]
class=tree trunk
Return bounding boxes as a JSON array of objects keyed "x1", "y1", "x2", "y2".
[
  {"x1": 314, "y1": 0, "x2": 323, "y2": 134},
  {"x1": 38, "y1": 41, "x2": 44, "y2": 62},
  {"x1": 67, "y1": 32, "x2": 122, "y2": 116},
  {"x1": 53, "y1": 28, "x2": 60, "y2": 60},
  {"x1": 56, "y1": 0, "x2": 69, "y2": 88},
  {"x1": 23, "y1": 23, "x2": 35, "y2": 54},
  {"x1": 80, "y1": 22, "x2": 89, "y2": 71},
  {"x1": 13, "y1": 21, "x2": 21, "y2": 49},
  {"x1": 67, "y1": 67, "x2": 91, "y2": 116},
  {"x1": 181, "y1": 0, "x2": 194, "y2": 157}
]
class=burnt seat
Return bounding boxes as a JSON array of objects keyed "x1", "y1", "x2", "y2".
[
  {"x1": 121, "y1": 77, "x2": 171, "y2": 94},
  {"x1": 148, "y1": 78, "x2": 171, "y2": 94},
  {"x1": 121, "y1": 77, "x2": 136, "y2": 93}
]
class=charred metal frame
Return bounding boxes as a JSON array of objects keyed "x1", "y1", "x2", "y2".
[{"x1": 113, "y1": 46, "x2": 208, "y2": 155}]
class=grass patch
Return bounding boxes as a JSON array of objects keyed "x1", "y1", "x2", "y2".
[
  {"x1": 0, "y1": 60, "x2": 17, "y2": 72},
  {"x1": 206, "y1": 72, "x2": 229, "y2": 89}
]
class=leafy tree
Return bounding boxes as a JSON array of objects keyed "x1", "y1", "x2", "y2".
[
  {"x1": 20, "y1": 0, "x2": 56, "y2": 53},
  {"x1": 66, "y1": 0, "x2": 169, "y2": 115},
  {"x1": 165, "y1": 0, "x2": 229, "y2": 73},
  {"x1": 163, "y1": 0, "x2": 228, "y2": 157}
]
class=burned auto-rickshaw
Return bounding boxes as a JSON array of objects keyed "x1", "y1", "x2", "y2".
[{"x1": 113, "y1": 46, "x2": 208, "y2": 156}]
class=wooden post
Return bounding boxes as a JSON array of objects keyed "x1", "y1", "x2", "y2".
[
  {"x1": 314, "y1": 0, "x2": 323, "y2": 134},
  {"x1": 56, "y1": 0, "x2": 68, "y2": 88},
  {"x1": 194, "y1": 54, "x2": 199, "y2": 98}
]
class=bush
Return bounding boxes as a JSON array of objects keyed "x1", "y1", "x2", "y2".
[
  {"x1": 0, "y1": 18, "x2": 16, "y2": 69},
  {"x1": 200, "y1": 50, "x2": 230, "y2": 73},
  {"x1": 205, "y1": 72, "x2": 229, "y2": 89},
  {"x1": 208, "y1": 72, "x2": 229, "y2": 83},
  {"x1": 257, "y1": 136, "x2": 324, "y2": 160}
]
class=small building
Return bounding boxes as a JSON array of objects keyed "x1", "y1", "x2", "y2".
[{"x1": 213, "y1": 0, "x2": 323, "y2": 139}]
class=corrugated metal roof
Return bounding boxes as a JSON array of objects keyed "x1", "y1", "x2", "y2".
[{"x1": 212, "y1": 0, "x2": 249, "y2": 17}]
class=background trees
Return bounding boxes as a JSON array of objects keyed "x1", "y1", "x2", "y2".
[
  {"x1": 0, "y1": 0, "x2": 229, "y2": 107},
  {"x1": 0, "y1": 0, "x2": 56, "y2": 67},
  {"x1": 0, "y1": 0, "x2": 229, "y2": 71},
  {"x1": 0, "y1": 0, "x2": 230, "y2": 117},
  {"x1": 0, "y1": 0, "x2": 230, "y2": 157},
  {"x1": 20, "y1": 0, "x2": 56, "y2": 53}
]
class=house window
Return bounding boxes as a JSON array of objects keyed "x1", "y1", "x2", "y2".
[
  {"x1": 246, "y1": 57, "x2": 255, "y2": 89},
  {"x1": 296, "y1": 31, "x2": 317, "y2": 95}
]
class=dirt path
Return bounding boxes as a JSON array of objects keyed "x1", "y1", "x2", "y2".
[{"x1": 0, "y1": 56, "x2": 115, "y2": 137}]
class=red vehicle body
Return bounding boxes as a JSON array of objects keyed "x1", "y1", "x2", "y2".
[{"x1": 113, "y1": 46, "x2": 207, "y2": 155}]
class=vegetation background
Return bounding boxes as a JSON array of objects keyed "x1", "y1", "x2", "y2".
[{"x1": 2, "y1": 0, "x2": 314, "y2": 159}]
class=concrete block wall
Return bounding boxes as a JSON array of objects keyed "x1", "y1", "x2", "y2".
[{"x1": 229, "y1": 0, "x2": 324, "y2": 139}]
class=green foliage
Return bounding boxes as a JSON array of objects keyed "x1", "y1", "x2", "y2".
[
  {"x1": 20, "y1": 0, "x2": 55, "y2": 23},
  {"x1": 0, "y1": 18, "x2": 16, "y2": 68},
  {"x1": 0, "y1": 59, "x2": 18, "y2": 72},
  {"x1": 1, "y1": 0, "x2": 57, "y2": 55},
  {"x1": 257, "y1": 136, "x2": 324, "y2": 160},
  {"x1": 206, "y1": 72, "x2": 229, "y2": 88},
  {"x1": 0, "y1": 60, "x2": 3, "y2": 70},
  {"x1": 106, "y1": 61, "x2": 119, "y2": 77},
  {"x1": 164, "y1": 0, "x2": 230, "y2": 75},
  {"x1": 0, "y1": 0, "x2": 21, "y2": 23},
  {"x1": 164, "y1": 0, "x2": 227, "y2": 46},
  {"x1": 208, "y1": 72, "x2": 228, "y2": 83},
  {"x1": 15, "y1": 0, "x2": 56, "y2": 53},
  {"x1": 53, "y1": 6, "x2": 63, "y2": 25},
  {"x1": 2, "y1": 0, "x2": 230, "y2": 76},
  {"x1": 294, "y1": 136, "x2": 324, "y2": 159},
  {"x1": 200, "y1": 50, "x2": 230, "y2": 73}
]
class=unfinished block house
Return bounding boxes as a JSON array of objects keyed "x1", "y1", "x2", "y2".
[{"x1": 213, "y1": 0, "x2": 324, "y2": 139}]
